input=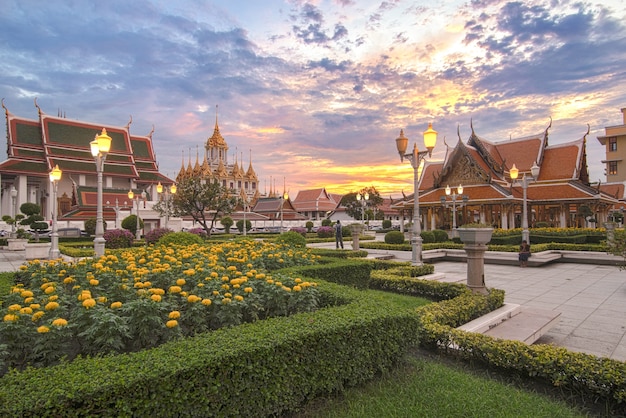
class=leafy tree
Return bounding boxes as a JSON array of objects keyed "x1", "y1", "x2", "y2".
[
  {"x1": 19, "y1": 203, "x2": 48, "y2": 242},
  {"x1": 84, "y1": 218, "x2": 107, "y2": 236},
  {"x1": 305, "y1": 221, "x2": 314, "y2": 232},
  {"x1": 220, "y1": 216, "x2": 234, "y2": 233},
  {"x1": 341, "y1": 186, "x2": 384, "y2": 221},
  {"x1": 153, "y1": 177, "x2": 238, "y2": 236}
]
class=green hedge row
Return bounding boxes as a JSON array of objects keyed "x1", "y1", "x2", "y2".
[
  {"x1": 281, "y1": 259, "x2": 373, "y2": 289},
  {"x1": 0, "y1": 278, "x2": 421, "y2": 417}
]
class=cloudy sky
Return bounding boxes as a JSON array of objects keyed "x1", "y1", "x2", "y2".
[{"x1": 1, "y1": 0, "x2": 625, "y2": 198}]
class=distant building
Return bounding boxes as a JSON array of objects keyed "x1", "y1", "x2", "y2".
[
  {"x1": 291, "y1": 188, "x2": 339, "y2": 220},
  {"x1": 392, "y1": 120, "x2": 619, "y2": 230},
  {"x1": 0, "y1": 100, "x2": 172, "y2": 231},
  {"x1": 598, "y1": 108, "x2": 626, "y2": 182}
]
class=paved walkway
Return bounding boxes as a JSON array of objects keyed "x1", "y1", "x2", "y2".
[
  {"x1": 309, "y1": 241, "x2": 626, "y2": 362},
  {"x1": 1, "y1": 245, "x2": 625, "y2": 362}
]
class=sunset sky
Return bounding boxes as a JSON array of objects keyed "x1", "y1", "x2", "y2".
[{"x1": 1, "y1": 0, "x2": 625, "y2": 198}]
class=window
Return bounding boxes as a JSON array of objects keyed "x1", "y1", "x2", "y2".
[
  {"x1": 609, "y1": 161, "x2": 618, "y2": 175},
  {"x1": 609, "y1": 137, "x2": 617, "y2": 152},
  {"x1": 238, "y1": 181, "x2": 242, "y2": 189}
]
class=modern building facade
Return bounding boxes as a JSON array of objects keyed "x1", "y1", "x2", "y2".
[{"x1": 598, "y1": 108, "x2": 626, "y2": 182}]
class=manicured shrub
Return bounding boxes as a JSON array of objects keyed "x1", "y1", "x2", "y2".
[
  {"x1": 385, "y1": 231, "x2": 405, "y2": 244},
  {"x1": 121, "y1": 215, "x2": 143, "y2": 236},
  {"x1": 289, "y1": 227, "x2": 307, "y2": 237},
  {"x1": 382, "y1": 219, "x2": 392, "y2": 229},
  {"x1": 84, "y1": 217, "x2": 107, "y2": 236},
  {"x1": 103, "y1": 229, "x2": 134, "y2": 249},
  {"x1": 275, "y1": 231, "x2": 307, "y2": 248},
  {"x1": 432, "y1": 229, "x2": 449, "y2": 242},
  {"x1": 157, "y1": 231, "x2": 203, "y2": 246},
  {"x1": 236, "y1": 220, "x2": 252, "y2": 233},
  {"x1": 220, "y1": 216, "x2": 234, "y2": 233},
  {"x1": 306, "y1": 221, "x2": 314, "y2": 232},
  {"x1": 145, "y1": 227, "x2": 173, "y2": 244},
  {"x1": 321, "y1": 219, "x2": 332, "y2": 227},
  {"x1": 420, "y1": 231, "x2": 435, "y2": 243},
  {"x1": 317, "y1": 226, "x2": 334, "y2": 238}
]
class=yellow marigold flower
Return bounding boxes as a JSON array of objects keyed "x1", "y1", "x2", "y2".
[
  {"x1": 20, "y1": 307, "x2": 33, "y2": 314},
  {"x1": 8, "y1": 304, "x2": 21, "y2": 312},
  {"x1": 37, "y1": 325, "x2": 50, "y2": 333},
  {"x1": 89, "y1": 279, "x2": 99, "y2": 286},
  {"x1": 294, "y1": 278, "x2": 302, "y2": 283},
  {"x1": 44, "y1": 286, "x2": 55, "y2": 294},
  {"x1": 256, "y1": 273, "x2": 266, "y2": 280},
  {"x1": 166, "y1": 320, "x2": 178, "y2": 328},
  {"x1": 45, "y1": 301, "x2": 60, "y2": 311},
  {"x1": 224, "y1": 292, "x2": 232, "y2": 298},
  {"x1": 136, "y1": 289, "x2": 147, "y2": 296},
  {"x1": 52, "y1": 318, "x2": 68, "y2": 327},
  {"x1": 97, "y1": 296, "x2": 107, "y2": 303},
  {"x1": 134, "y1": 282, "x2": 144, "y2": 288},
  {"x1": 221, "y1": 297, "x2": 232, "y2": 305},
  {"x1": 169, "y1": 286, "x2": 182, "y2": 294},
  {"x1": 180, "y1": 291, "x2": 188, "y2": 297},
  {"x1": 212, "y1": 290, "x2": 220, "y2": 296},
  {"x1": 222, "y1": 276, "x2": 229, "y2": 282},
  {"x1": 187, "y1": 295, "x2": 201, "y2": 303},
  {"x1": 183, "y1": 269, "x2": 195, "y2": 276},
  {"x1": 275, "y1": 282, "x2": 282, "y2": 287},
  {"x1": 176, "y1": 278, "x2": 186, "y2": 286},
  {"x1": 30, "y1": 303, "x2": 41, "y2": 310},
  {"x1": 278, "y1": 259, "x2": 284, "y2": 263},
  {"x1": 221, "y1": 284, "x2": 230, "y2": 290},
  {"x1": 110, "y1": 301, "x2": 122, "y2": 309},
  {"x1": 48, "y1": 295, "x2": 59, "y2": 301},
  {"x1": 21, "y1": 290, "x2": 34, "y2": 298},
  {"x1": 24, "y1": 297, "x2": 34, "y2": 304},
  {"x1": 244, "y1": 287, "x2": 253, "y2": 293},
  {"x1": 210, "y1": 271, "x2": 218, "y2": 278},
  {"x1": 63, "y1": 277, "x2": 75, "y2": 284},
  {"x1": 32, "y1": 311, "x2": 45, "y2": 321},
  {"x1": 19, "y1": 265, "x2": 27, "y2": 271},
  {"x1": 234, "y1": 295, "x2": 244, "y2": 302},
  {"x1": 82, "y1": 298, "x2": 97, "y2": 308},
  {"x1": 143, "y1": 281, "x2": 152, "y2": 288},
  {"x1": 227, "y1": 265, "x2": 237, "y2": 271},
  {"x1": 150, "y1": 294, "x2": 162, "y2": 302},
  {"x1": 169, "y1": 310, "x2": 181, "y2": 319},
  {"x1": 201, "y1": 298, "x2": 212, "y2": 306},
  {"x1": 282, "y1": 286, "x2": 291, "y2": 292},
  {"x1": 3, "y1": 314, "x2": 19, "y2": 322},
  {"x1": 293, "y1": 285, "x2": 302, "y2": 292}
]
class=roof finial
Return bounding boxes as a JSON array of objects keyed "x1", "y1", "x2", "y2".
[
  {"x1": 470, "y1": 118, "x2": 474, "y2": 135},
  {"x1": 215, "y1": 104, "x2": 219, "y2": 128},
  {"x1": 34, "y1": 97, "x2": 42, "y2": 115}
]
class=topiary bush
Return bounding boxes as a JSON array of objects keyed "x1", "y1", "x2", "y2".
[
  {"x1": 321, "y1": 219, "x2": 332, "y2": 227},
  {"x1": 274, "y1": 231, "x2": 307, "y2": 248},
  {"x1": 84, "y1": 218, "x2": 107, "y2": 236},
  {"x1": 432, "y1": 229, "x2": 449, "y2": 242},
  {"x1": 289, "y1": 227, "x2": 307, "y2": 237},
  {"x1": 103, "y1": 229, "x2": 134, "y2": 249},
  {"x1": 382, "y1": 219, "x2": 392, "y2": 229},
  {"x1": 157, "y1": 231, "x2": 204, "y2": 246},
  {"x1": 317, "y1": 226, "x2": 334, "y2": 238},
  {"x1": 385, "y1": 231, "x2": 405, "y2": 244},
  {"x1": 121, "y1": 215, "x2": 143, "y2": 236},
  {"x1": 220, "y1": 216, "x2": 234, "y2": 233},
  {"x1": 420, "y1": 231, "x2": 435, "y2": 243},
  {"x1": 145, "y1": 227, "x2": 174, "y2": 245},
  {"x1": 236, "y1": 220, "x2": 252, "y2": 234},
  {"x1": 305, "y1": 221, "x2": 314, "y2": 232}
]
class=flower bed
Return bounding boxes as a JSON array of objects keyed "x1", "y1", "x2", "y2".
[{"x1": 0, "y1": 240, "x2": 320, "y2": 372}]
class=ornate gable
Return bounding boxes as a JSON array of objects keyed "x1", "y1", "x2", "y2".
[{"x1": 437, "y1": 140, "x2": 491, "y2": 187}]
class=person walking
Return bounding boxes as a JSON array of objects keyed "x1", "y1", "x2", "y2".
[
  {"x1": 519, "y1": 239, "x2": 531, "y2": 267},
  {"x1": 335, "y1": 220, "x2": 344, "y2": 249}
]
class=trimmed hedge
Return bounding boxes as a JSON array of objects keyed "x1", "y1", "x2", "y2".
[
  {"x1": 281, "y1": 259, "x2": 373, "y2": 289},
  {"x1": 0, "y1": 280, "x2": 421, "y2": 417}
]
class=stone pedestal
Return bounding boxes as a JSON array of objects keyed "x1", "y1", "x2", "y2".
[
  {"x1": 350, "y1": 224, "x2": 364, "y2": 250},
  {"x1": 458, "y1": 228, "x2": 493, "y2": 294},
  {"x1": 25, "y1": 243, "x2": 51, "y2": 260},
  {"x1": 7, "y1": 238, "x2": 28, "y2": 251}
]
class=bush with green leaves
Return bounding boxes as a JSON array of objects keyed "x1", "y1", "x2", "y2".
[
  {"x1": 385, "y1": 230, "x2": 405, "y2": 244},
  {"x1": 157, "y1": 231, "x2": 203, "y2": 246},
  {"x1": 103, "y1": 229, "x2": 134, "y2": 249},
  {"x1": 121, "y1": 215, "x2": 143, "y2": 236},
  {"x1": 432, "y1": 229, "x2": 449, "y2": 242},
  {"x1": 220, "y1": 216, "x2": 234, "y2": 233},
  {"x1": 236, "y1": 219, "x2": 252, "y2": 233},
  {"x1": 382, "y1": 219, "x2": 392, "y2": 229},
  {"x1": 84, "y1": 218, "x2": 107, "y2": 236},
  {"x1": 275, "y1": 231, "x2": 307, "y2": 248},
  {"x1": 321, "y1": 219, "x2": 332, "y2": 227},
  {"x1": 144, "y1": 227, "x2": 173, "y2": 245},
  {"x1": 420, "y1": 231, "x2": 435, "y2": 243},
  {"x1": 18, "y1": 203, "x2": 48, "y2": 240},
  {"x1": 305, "y1": 221, "x2": 314, "y2": 232}
]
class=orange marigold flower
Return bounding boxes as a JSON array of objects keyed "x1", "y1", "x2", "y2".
[
  {"x1": 63, "y1": 277, "x2": 75, "y2": 284},
  {"x1": 150, "y1": 294, "x2": 162, "y2": 302},
  {"x1": 169, "y1": 286, "x2": 182, "y2": 294},
  {"x1": 82, "y1": 298, "x2": 97, "y2": 309},
  {"x1": 176, "y1": 278, "x2": 186, "y2": 286},
  {"x1": 89, "y1": 279, "x2": 99, "y2": 286},
  {"x1": 293, "y1": 285, "x2": 302, "y2": 292},
  {"x1": 221, "y1": 297, "x2": 232, "y2": 305},
  {"x1": 8, "y1": 304, "x2": 21, "y2": 312},
  {"x1": 20, "y1": 307, "x2": 33, "y2": 314},
  {"x1": 187, "y1": 295, "x2": 201, "y2": 303},
  {"x1": 234, "y1": 295, "x2": 244, "y2": 302},
  {"x1": 32, "y1": 311, "x2": 45, "y2": 321},
  {"x1": 24, "y1": 297, "x2": 34, "y2": 303},
  {"x1": 166, "y1": 320, "x2": 178, "y2": 328},
  {"x1": 37, "y1": 325, "x2": 50, "y2": 333},
  {"x1": 21, "y1": 290, "x2": 34, "y2": 298},
  {"x1": 110, "y1": 301, "x2": 123, "y2": 309},
  {"x1": 48, "y1": 295, "x2": 59, "y2": 301},
  {"x1": 244, "y1": 287, "x2": 253, "y2": 293},
  {"x1": 3, "y1": 314, "x2": 18, "y2": 322},
  {"x1": 52, "y1": 318, "x2": 68, "y2": 327},
  {"x1": 45, "y1": 301, "x2": 60, "y2": 311},
  {"x1": 30, "y1": 303, "x2": 41, "y2": 310},
  {"x1": 169, "y1": 310, "x2": 181, "y2": 319},
  {"x1": 201, "y1": 298, "x2": 212, "y2": 306}
]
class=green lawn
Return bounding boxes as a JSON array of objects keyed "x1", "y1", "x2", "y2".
[{"x1": 295, "y1": 353, "x2": 588, "y2": 417}]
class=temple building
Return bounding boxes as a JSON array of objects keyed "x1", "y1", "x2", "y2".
[
  {"x1": 0, "y1": 100, "x2": 173, "y2": 231},
  {"x1": 175, "y1": 107, "x2": 261, "y2": 211},
  {"x1": 391, "y1": 120, "x2": 621, "y2": 231}
]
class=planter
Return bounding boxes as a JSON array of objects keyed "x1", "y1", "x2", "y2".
[
  {"x1": 458, "y1": 228, "x2": 494, "y2": 245},
  {"x1": 25, "y1": 242, "x2": 51, "y2": 260},
  {"x1": 7, "y1": 238, "x2": 28, "y2": 251},
  {"x1": 350, "y1": 224, "x2": 364, "y2": 250}
]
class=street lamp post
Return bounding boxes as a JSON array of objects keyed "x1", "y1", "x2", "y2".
[
  {"x1": 510, "y1": 162, "x2": 540, "y2": 244},
  {"x1": 441, "y1": 184, "x2": 468, "y2": 238},
  {"x1": 90, "y1": 128, "x2": 112, "y2": 258},
  {"x1": 49, "y1": 165, "x2": 62, "y2": 259},
  {"x1": 280, "y1": 192, "x2": 289, "y2": 232},
  {"x1": 157, "y1": 182, "x2": 176, "y2": 229},
  {"x1": 242, "y1": 195, "x2": 249, "y2": 236},
  {"x1": 128, "y1": 190, "x2": 147, "y2": 239},
  {"x1": 10, "y1": 186, "x2": 17, "y2": 235},
  {"x1": 356, "y1": 192, "x2": 369, "y2": 225},
  {"x1": 395, "y1": 123, "x2": 437, "y2": 266}
]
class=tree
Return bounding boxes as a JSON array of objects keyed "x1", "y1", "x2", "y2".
[
  {"x1": 153, "y1": 177, "x2": 238, "y2": 236},
  {"x1": 19, "y1": 203, "x2": 48, "y2": 242},
  {"x1": 221, "y1": 216, "x2": 234, "y2": 233},
  {"x1": 236, "y1": 219, "x2": 252, "y2": 233},
  {"x1": 121, "y1": 215, "x2": 144, "y2": 236},
  {"x1": 341, "y1": 186, "x2": 384, "y2": 220}
]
